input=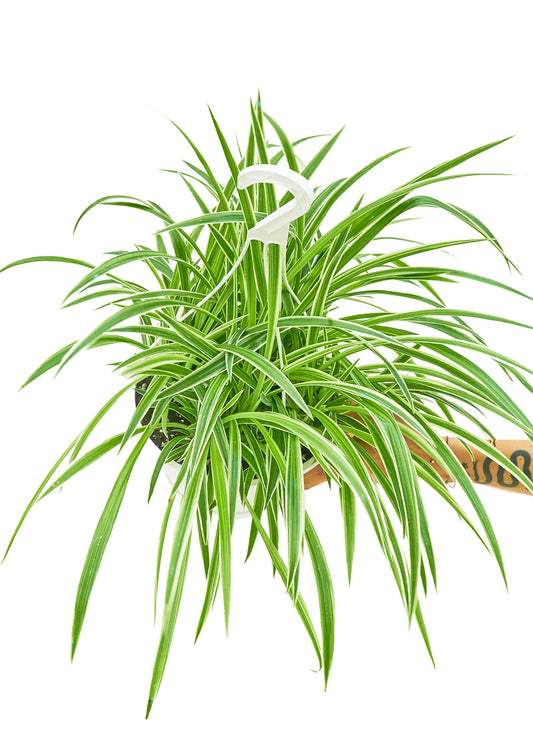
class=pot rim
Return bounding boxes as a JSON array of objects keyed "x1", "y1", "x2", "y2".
[{"x1": 161, "y1": 453, "x2": 319, "y2": 480}]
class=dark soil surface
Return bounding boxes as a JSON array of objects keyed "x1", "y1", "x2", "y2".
[{"x1": 134, "y1": 377, "x2": 188, "y2": 451}]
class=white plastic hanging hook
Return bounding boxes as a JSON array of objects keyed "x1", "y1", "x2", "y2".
[
  {"x1": 237, "y1": 164, "x2": 313, "y2": 250},
  {"x1": 180, "y1": 164, "x2": 312, "y2": 322}
]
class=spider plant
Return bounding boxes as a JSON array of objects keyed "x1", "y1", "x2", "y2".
[{"x1": 2, "y1": 95, "x2": 533, "y2": 718}]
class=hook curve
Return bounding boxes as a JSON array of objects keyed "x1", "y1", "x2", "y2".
[{"x1": 237, "y1": 164, "x2": 313, "y2": 249}]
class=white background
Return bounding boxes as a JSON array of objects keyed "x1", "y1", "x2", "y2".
[{"x1": 1, "y1": 1, "x2": 533, "y2": 743}]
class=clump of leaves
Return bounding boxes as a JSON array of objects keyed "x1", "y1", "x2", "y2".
[{"x1": 3, "y1": 95, "x2": 533, "y2": 717}]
